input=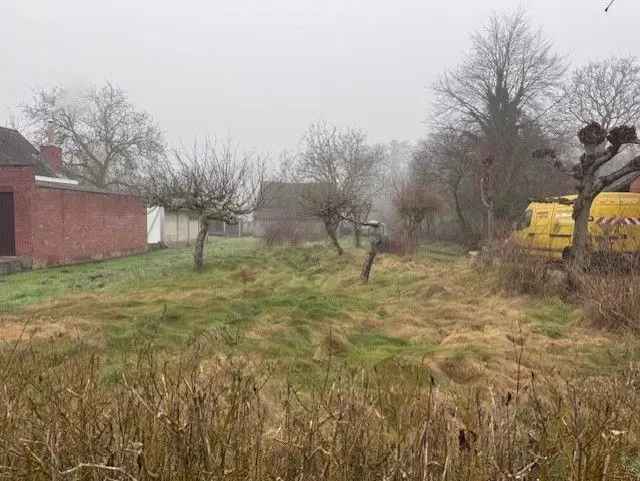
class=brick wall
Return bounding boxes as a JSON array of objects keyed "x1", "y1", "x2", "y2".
[
  {"x1": 31, "y1": 186, "x2": 147, "y2": 267},
  {"x1": 0, "y1": 166, "x2": 34, "y2": 257}
]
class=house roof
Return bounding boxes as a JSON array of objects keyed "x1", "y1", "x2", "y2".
[
  {"x1": 260, "y1": 181, "x2": 332, "y2": 206},
  {"x1": 0, "y1": 127, "x2": 58, "y2": 176}
]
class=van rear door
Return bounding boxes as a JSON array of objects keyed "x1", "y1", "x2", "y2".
[
  {"x1": 527, "y1": 206, "x2": 552, "y2": 254},
  {"x1": 549, "y1": 204, "x2": 573, "y2": 257}
]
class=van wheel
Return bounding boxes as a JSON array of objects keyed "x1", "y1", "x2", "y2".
[{"x1": 562, "y1": 247, "x2": 573, "y2": 261}]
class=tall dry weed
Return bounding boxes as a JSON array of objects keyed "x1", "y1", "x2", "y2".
[{"x1": 0, "y1": 339, "x2": 639, "y2": 480}]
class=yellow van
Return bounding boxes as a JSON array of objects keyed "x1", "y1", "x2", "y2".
[{"x1": 512, "y1": 192, "x2": 640, "y2": 259}]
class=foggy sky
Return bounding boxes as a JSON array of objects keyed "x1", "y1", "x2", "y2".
[{"x1": 2, "y1": 0, "x2": 639, "y2": 155}]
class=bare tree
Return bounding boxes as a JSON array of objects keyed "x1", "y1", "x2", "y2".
[
  {"x1": 536, "y1": 123, "x2": 640, "y2": 268},
  {"x1": 392, "y1": 180, "x2": 443, "y2": 251},
  {"x1": 24, "y1": 82, "x2": 164, "y2": 189},
  {"x1": 291, "y1": 122, "x2": 385, "y2": 255},
  {"x1": 347, "y1": 201, "x2": 372, "y2": 248},
  {"x1": 563, "y1": 57, "x2": 640, "y2": 132},
  {"x1": 433, "y1": 9, "x2": 566, "y2": 238},
  {"x1": 413, "y1": 128, "x2": 478, "y2": 243},
  {"x1": 141, "y1": 140, "x2": 265, "y2": 271}
]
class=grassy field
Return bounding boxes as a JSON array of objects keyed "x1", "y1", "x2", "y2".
[
  {"x1": 3, "y1": 238, "x2": 640, "y2": 480},
  {"x1": 0, "y1": 237, "x2": 636, "y2": 386}
]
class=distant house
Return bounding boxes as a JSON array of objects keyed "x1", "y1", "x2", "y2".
[
  {"x1": 252, "y1": 181, "x2": 325, "y2": 238},
  {"x1": 0, "y1": 127, "x2": 146, "y2": 269}
]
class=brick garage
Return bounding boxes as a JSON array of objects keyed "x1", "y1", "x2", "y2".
[{"x1": 0, "y1": 127, "x2": 146, "y2": 268}]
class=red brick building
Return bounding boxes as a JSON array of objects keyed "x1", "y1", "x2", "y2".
[{"x1": 0, "y1": 127, "x2": 147, "y2": 268}]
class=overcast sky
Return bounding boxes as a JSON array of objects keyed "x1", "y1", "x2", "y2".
[{"x1": 1, "y1": 0, "x2": 638, "y2": 155}]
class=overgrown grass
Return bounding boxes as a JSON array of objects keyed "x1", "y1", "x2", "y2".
[
  {"x1": 0, "y1": 237, "x2": 635, "y2": 388},
  {"x1": 2, "y1": 237, "x2": 640, "y2": 479}
]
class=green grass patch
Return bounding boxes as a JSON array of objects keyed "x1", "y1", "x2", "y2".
[
  {"x1": 525, "y1": 297, "x2": 576, "y2": 339},
  {"x1": 347, "y1": 331, "x2": 436, "y2": 365}
]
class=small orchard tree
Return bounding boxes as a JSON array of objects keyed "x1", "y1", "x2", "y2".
[
  {"x1": 291, "y1": 122, "x2": 385, "y2": 255},
  {"x1": 141, "y1": 140, "x2": 265, "y2": 271},
  {"x1": 536, "y1": 122, "x2": 640, "y2": 268}
]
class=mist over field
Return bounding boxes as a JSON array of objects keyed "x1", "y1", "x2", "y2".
[{"x1": 2, "y1": 0, "x2": 639, "y2": 153}]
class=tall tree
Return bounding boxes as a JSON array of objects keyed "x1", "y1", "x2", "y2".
[
  {"x1": 563, "y1": 57, "x2": 640, "y2": 132},
  {"x1": 24, "y1": 82, "x2": 164, "y2": 189},
  {"x1": 291, "y1": 122, "x2": 385, "y2": 255},
  {"x1": 140, "y1": 140, "x2": 265, "y2": 271},
  {"x1": 433, "y1": 9, "x2": 566, "y2": 239}
]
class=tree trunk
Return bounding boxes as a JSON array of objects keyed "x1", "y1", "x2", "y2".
[
  {"x1": 486, "y1": 207, "x2": 495, "y2": 244},
  {"x1": 193, "y1": 215, "x2": 209, "y2": 271},
  {"x1": 571, "y1": 131, "x2": 607, "y2": 270},
  {"x1": 571, "y1": 193, "x2": 594, "y2": 269},
  {"x1": 354, "y1": 224, "x2": 362, "y2": 248},
  {"x1": 403, "y1": 224, "x2": 418, "y2": 255},
  {"x1": 480, "y1": 176, "x2": 495, "y2": 244},
  {"x1": 361, "y1": 226, "x2": 381, "y2": 283},
  {"x1": 453, "y1": 184, "x2": 475, "y2": 245},
  {"x1": 360, "y1": 251, "x2": 377, "y2": 282},
  {"x1": 325, "y1": 220, "x2": 343, "y2": 255}
]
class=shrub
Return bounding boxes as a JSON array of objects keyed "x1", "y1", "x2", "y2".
[
  {"x1": 481, "y1": 239, "x2": 567, "y2": 297},
  {"x1": 262, "y1": 221, "x2": 304, "y2": 247},
  {"x1": 392, "y1": 181, "x2": 444, "y2": 252},
  {"x1": 378, "y1": 232, "x2": 417, "y2": 256}
]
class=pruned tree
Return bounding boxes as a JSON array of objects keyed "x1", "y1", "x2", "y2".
[
  {"x1": 291, "y1": 122, "x2": 385, "y2": 255},
  {"x1": 562, "y1": 57, "x2": 640, "y2": 132},
  {"x1": 140, "y1": 140, "x2": 265, "y2": 271},
  {"x1": 24, "y1": 82, "x2": 164, "y2": 189},
  {"x1": 433, "y1": 9, "x2": 566, "y2": 238},
  {"x1": 392, "y1": 180, "x2": 443, "y2": 252},
  {"x1": 535, "y1": 123, "x2": 640, "y2": 268}
]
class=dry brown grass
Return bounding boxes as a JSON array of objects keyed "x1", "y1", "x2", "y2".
[
  {"x1": 483, "y1": 239, "x2": 640, "y2": 335},
  {"x1": 577, "y1": 260, "x2": 640, "y2": 332},
  {"x1": 2, "y1": 240, "x2": 640, "y2": 479},
  {"x1": 1, "y1": 340, "x2": 639, "y2": 481}
]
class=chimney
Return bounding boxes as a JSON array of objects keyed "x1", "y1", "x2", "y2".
[{"x1": 40, "y1": 120, "x2": 63, "y2": 174}]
